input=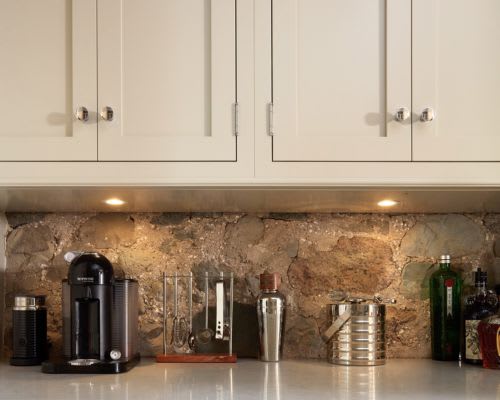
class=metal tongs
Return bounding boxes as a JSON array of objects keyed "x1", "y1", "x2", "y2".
[{"x1": 329, "y1": 290, "x2": 397, "y2": 305}]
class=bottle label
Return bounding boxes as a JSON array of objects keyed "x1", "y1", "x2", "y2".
[
  {"x1": 465, "y1": 320, "x2": 481, "y2": 360},
  {"x1": 445, "y1": 279, "x2": 454, "y2": 317}
]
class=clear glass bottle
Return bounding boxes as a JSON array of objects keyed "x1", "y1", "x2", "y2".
[
  {"x1": 463, "y1": 269, "x2": 498, "y2": 364},
  {"x1": 430, "y1": 255, "x2": 463, "y2": 361}
]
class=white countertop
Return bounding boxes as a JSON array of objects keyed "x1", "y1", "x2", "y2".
[{"x1": 0, "y1": 358, "x2": 498, "y2": 400}]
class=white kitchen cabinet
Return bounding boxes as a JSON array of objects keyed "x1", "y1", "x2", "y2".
[
  {"x1": 2, "y1": 0, "x2": 500, "y2": 185},
  {"x1": 97, "y1": 0, "x2": 238, "y2": 161},
  {"x1": 0, "y1": 0, "x2": 97, "y2": 161},
  {"x1": 269, "y1": 0, "x2": 411, "y2": 161},
  {"x1": 265, "y1": 0, "x2": 500, "y2": 163},
  {"x1": 413, "y1": 0, "x2": 500, "y2": 161}
]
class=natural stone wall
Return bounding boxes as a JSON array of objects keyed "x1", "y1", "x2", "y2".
[{"x1": 2, "y1": 213, "x2": 500, "y2": 359}]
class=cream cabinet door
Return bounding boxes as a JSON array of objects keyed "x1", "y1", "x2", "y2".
[
  {"x1": 0, "y1": 0, "x2": 97, "y2": 161},
  {"x1": 413, "y1": 0, "x2": 500, "y2": 161},
  {"x1": 98, "y1": 0, "x2": 237, "y2": 161},
  {"x1": 270, "y1": 0, "x2": 411, "y2": 161}
]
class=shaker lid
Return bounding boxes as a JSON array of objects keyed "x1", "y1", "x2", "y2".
[{"x1": 260, "y1": 272, "x2": 280, "y2": 291}]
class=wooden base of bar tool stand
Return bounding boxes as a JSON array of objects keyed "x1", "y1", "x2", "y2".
[{"x1": 156, "y1": 271, "x2": 236, "y2": 363}]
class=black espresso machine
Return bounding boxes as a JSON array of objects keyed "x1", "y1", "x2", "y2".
[{"x1": 42, "y1": 252, "x2": 140, "y2": 373}]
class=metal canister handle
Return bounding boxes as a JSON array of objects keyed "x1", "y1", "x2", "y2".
[{"x1": 321, "y1": 310, "x2": 351, "y2": 343}]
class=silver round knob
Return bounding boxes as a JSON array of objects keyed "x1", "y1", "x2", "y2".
[
  {"x1": 394, "y1": 107, "x2": 410, "y2": 122},
  {"x1": 101, "y1": 106, "x2": 114, "y2": 122},
  {"x1": 75, "y1": 106, "x2": 89, "y2": 122},
  {"x1": 109, "y1": 349, "x2": 121, "y2": 361},
  {"x1": 420, "y1": 108, "x2": 435, "y2": 122}
]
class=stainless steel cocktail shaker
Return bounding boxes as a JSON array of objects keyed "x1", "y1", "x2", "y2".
[{"x1": 257, "y1": 272, "x2": 285, "y2": 362}]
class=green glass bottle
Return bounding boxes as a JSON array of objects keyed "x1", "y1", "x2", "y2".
[{"x1": 430, "y1": 254, "x2": 463, "y2": 361}]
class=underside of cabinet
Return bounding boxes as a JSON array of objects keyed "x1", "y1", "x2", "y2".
[{"x1": 2, "y1": 185, "x2": 500, "y2": 213}]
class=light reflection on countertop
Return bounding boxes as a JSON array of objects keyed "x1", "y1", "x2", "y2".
[{"x1": 0, "y1": 358, "x2": 498, "y2": 400}]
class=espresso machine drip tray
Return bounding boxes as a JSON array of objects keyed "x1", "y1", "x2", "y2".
[
  {"x1": 41, "y1": 355, "x2": 140, "y2": 374},
  {"x1": 68, "y1": 358, "x2": 101, "y2": 366}
]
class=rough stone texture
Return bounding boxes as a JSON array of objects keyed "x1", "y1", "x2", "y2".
[
  {"x1": 400, "y1": 263, "x2": 436, "y2": 300},
  {"x1": 2, "y1": 213, "x2": 498, "y2": 359},
  {"x1": 78, "y1": 214, "x2": 135, "y2": 249},
  {"x1": 400, "y1": 215, "x2": 485, "y2": 258},
  {"x1": 289, "y1": 236, "x2": 395, "y2": 296},
  {"x1": 494, "y1": 240, "x2": 500, "y2": 258}
]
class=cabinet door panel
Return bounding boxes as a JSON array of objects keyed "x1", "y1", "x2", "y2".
[
  {"x1": 272, "y1": 0, "x2": 411, "y2": 161},
  {"x1": 0, "y1": 0, "x2": 97, "y2": 161},
  {"x1": 98, "y1": 0, "x2": 237, "y2": 161},
  {"x1": 413, "y1": 0, "x2": 500, "y2": 161}
]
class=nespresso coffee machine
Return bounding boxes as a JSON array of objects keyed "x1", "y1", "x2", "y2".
[{"x1": 42, "y1": 252, "x2": 140, "y2": 373}]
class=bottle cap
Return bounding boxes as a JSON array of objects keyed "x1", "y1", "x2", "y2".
[
  {"x1": 260, "y1": 272, "x2": 280, "y2": 291},
  {"x1": 440, "y1": 255, "x2": 451, "y2": 263}
]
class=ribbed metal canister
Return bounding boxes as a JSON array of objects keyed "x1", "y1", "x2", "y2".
[
  {"x1": 328, "y1": 302, "x2": 386, "y2": 366},
  {"x1": 10, "y1": 295, "x2": 47, "y2": 365},
  {"x1": 112, "y1": 279, "x2": 139, "y2": 360}
]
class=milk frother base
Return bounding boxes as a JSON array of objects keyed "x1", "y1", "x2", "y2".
[
  {"x1": 10, "y1": 357, "x2": 45, "y2": 366},
  {"x1": 41, "y1": 354, "x2": 140, "y2": 374}
]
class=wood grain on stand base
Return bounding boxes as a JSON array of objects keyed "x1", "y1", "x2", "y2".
[{"x1": 156, "y1": 354, "x2": 237, "y2": 363}]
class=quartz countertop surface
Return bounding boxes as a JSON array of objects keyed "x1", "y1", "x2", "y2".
[{"x1": 0, "y1": 358, "x2": 498, "y2": 400}]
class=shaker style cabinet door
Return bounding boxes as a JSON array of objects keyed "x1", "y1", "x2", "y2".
[
  {"x1": 98, "y1": 0, "x2": 237, "y2": 161},
  {"x1": 413, "y1": 0, "x2": 500, "y2": 161},
  {"x1": 0, "y1": 0, "x2": 97, "y2": 161},
  {"x1": 270, "y1": 0, "x2": 411, "y2": 161}
]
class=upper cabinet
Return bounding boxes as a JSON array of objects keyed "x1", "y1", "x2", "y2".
[
  {"x1": 1, "y1": 0, "x2": 500, "y2": 185},
  {"x1": 270, "y1": 0, "x2": 411, "y2": 161},
  {"x1": 0, "y1": 0, "x2": 238, "y2": 162},
  {"x1": 0, "y1": 0, "x2": 97, "y2": 161},
  {"x1": 412, "y1": 0, "x2": 500, "y2": 161},
  {"x1": 265, "y1": 0, "x2": 500, "y2": 163},
  {"x1": 97, "y1": 0, "x2": 237, "y2": 161}
]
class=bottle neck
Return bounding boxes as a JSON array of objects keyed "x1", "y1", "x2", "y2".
[
  {"x1": 475, "y1": 281, "x2": 487, "y2": 295},
  {"x1": 262, "y1": 289, "x2": 278, "y2": 294},
  {"x1": 439, "y1": 262, "x2": 451, "y2": 271}
]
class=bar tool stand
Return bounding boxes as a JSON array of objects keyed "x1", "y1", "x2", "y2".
[{"x1": 156, "y1": 272, "x2": 236, "y2": 363}]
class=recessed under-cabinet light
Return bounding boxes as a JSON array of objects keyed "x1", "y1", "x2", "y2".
[
  {"x1": 104, "y1": 198, "x2": 126, "y2": 206},
  {"x1": 377, "y1": 199, "x2": 399, "y2": 207}
]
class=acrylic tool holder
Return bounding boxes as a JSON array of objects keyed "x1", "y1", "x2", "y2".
[{"x1": 156, "y1": 271, "x2": 236, "y2": 363}]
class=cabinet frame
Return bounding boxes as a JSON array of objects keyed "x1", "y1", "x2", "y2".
[
  {"x1": 0, "y1": 0, "x2": 97, "y2": 161},
  {"x1": 270, "y1": 0, "x2": 411, "y2": 162},
  {"x1": 97, "y1": 0, "x2": 240, "y2": 161}
]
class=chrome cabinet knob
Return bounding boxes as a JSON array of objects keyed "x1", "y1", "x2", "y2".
[
  {"x1": 420, "y1": 108, "x2": 435, "y2": 122},
  {"x1": 100, "y1": 106, "x2": 114, "y2": 121},
  {"x1": 394, "y1": 107, "x2": 410, "y2": 122},
  {"x1": 75, "y1": 106, "x2": 89, "y2": 122}
]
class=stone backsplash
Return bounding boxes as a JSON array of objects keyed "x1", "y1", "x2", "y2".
[{"x1": 2, "y1": 213, "x2": 500, "y2": 359}]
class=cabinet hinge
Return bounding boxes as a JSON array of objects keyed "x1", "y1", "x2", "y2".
[
  {"x1": 233, "y1": 102, "x2": 239, "y2": 136},
  {"x1": 268, "y1": 103, "x2": 275, "y2": 136}
]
